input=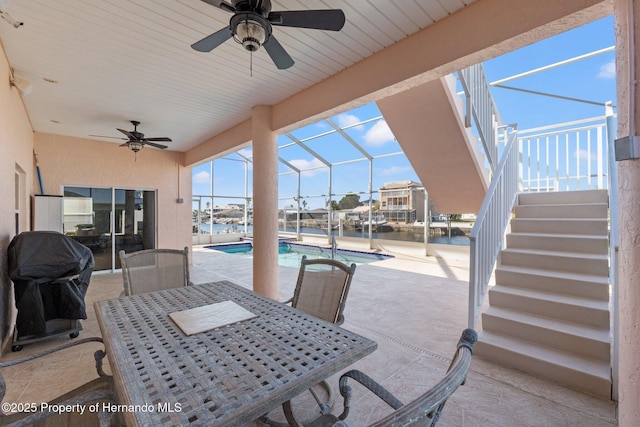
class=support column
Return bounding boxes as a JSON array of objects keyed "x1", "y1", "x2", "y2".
[
  {"x1": 251, "y1": 105, "x2": 279, "y2": 299},
  {"x1": 614, "y1": 0, "x2": 640, "y2": 424}
]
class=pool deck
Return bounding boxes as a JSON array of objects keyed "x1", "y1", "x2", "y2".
[{"x1": 0, "y1": 244, "x2": 617, "y2": 426}]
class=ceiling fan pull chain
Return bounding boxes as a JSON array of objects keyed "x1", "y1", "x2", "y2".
[{"x1": 250, "y1": 51, "x2": 253, "y2": 77}]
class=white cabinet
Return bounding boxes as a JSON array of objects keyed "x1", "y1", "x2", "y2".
[{"x1": 32, "y1": 195, "x2": 63, "y2": 233}]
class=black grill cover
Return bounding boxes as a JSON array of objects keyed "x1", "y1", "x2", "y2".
[{"x1": 8, "y1": 231, "x2": 94, "y2": 337}]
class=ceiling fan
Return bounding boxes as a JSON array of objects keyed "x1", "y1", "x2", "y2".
[
  {"x1": 191, "y1": 0, "x2": 346, "y2": 70},
  {"x1": 91, "y1": 121, "x2": 171, "y2": 153}
]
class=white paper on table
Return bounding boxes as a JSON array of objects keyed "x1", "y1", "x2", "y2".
[{"x1": 169, "y1": 300, "x2": 256, "y2": 335}]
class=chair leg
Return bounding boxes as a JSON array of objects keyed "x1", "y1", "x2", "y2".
[
  {"x1": 309, "y1": 380, "x2": 333, "y2": 415},
  {"x1": 259, "y1": 381, "x2": 335, "y2": 427},
  {"x1": 94, "y1": 349, "x2": 108, "y2": 377},
  {"x1": 283, "y1": 400, "x2": 302, "y2": 427}
]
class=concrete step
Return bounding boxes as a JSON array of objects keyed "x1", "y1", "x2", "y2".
[
  {"x1": 518, "y1": 190, "x2": 608, "y2": 206},
  {"x1": 487, "y1": 285, "x2": 610, "y2": 328},
  {"x1": 510, "y1": 218, "x2": 608, "y2": 236},
  {"x1": 506, "y1": 232, "x2": 609, "y2": 254},
  {"x1": 494, "y1": 264, "x2": 609, "y2": 301},
  {"x1": 481, "y1": 306, "x2": 610, "y2": 361},
  {"x1": 499, "y1": 248, "x2": 609, "y2": 276},
  {"x1": 514, "y1": 203, "x2": 608, "y2": 219},
  {"x1": 479, "y1": 189, "x2": 612, "y2": 400},
  {"x1": 475, "y1": 331, "x2": 611, "y2": 398}
]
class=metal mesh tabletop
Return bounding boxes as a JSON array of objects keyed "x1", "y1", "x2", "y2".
[{"x1": 94, "y1": 281, "x2": 377, "y2": 426}]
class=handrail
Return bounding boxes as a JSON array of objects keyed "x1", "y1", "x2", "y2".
[
  {"x1": 331, "y1": 235, "x2": 337, "y2": 261},
  {"x1": 459, "y1": 64, "x2": 502, "y2": 172},
  {"x1": 605, "y1": 105, "x2": 619, "y2": 400},
  {"x1": 468, "y1": 128, "x2": 519, "y2": 328},
  {"x1": 518, "y1": 117, "x2": 610, "y2": 192}
]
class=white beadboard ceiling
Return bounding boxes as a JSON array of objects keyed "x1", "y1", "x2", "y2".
[{"x1": 0, "y1": 0, "x2": 474, "y2": 152}]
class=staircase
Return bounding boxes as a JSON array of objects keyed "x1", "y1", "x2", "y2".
[
  {"x1": 475, "y1": 189, "x2": 612, "y2": 398},
  {"x1": 376, "y1": 74, "x2": 490, "y2": 214}
]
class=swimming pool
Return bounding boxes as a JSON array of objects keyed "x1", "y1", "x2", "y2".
[{"x1": 206, "y1": 241, "x2": 393, "y2": 268}]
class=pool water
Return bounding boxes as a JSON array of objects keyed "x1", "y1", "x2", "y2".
[{"x1": 207, "y1": 242, "x2": 393, "y2": 268}]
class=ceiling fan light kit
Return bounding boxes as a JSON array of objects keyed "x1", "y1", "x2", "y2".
[
  {"x1": 232, "y1": 13, "x2": 268, "y2": 52},
  {"x1": 128, "y1": 141, "x2": 143, "y2": 153}
]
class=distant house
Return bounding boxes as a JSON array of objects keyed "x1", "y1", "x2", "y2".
[{"x1": 377, "y1": 180, "x2": 427, "y2": 224}]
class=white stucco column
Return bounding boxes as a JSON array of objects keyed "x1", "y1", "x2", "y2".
[
  {"x1": 251, "y1": 105, "x2": 279, "y2": 299},
  {"x1": 614, "y1": 0, "x2": 640, "y2": 424}
]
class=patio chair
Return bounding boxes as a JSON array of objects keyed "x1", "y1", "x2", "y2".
[
  {"x1": 119, "y1": 246, "x2": 191, "y2": 296},
  {"x1": 301, "y1": 328, "x2": 478, "y2": 427},
  {"x1": 261, "y1": 255, "x2": 357, "y2": 426},
  {"x1": 0, "y1": 337, "x2": 123, "y2": 427},
  {"x1": 286, "y1": 255, "x2": 357, "y2": 325}
]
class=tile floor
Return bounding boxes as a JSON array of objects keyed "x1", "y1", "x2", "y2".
[{"x1": 0, "y1": 245, "x2": 618, "y2": 426}]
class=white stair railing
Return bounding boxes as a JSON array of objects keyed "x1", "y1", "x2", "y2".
[
  {"x1": 468, "y1": 127, "x2": 519, "y2": 328},
  {"x1": 605, "y1": 106, "x2": 619, "y2": 401},
  {"x1": 518, "y1": 116, "x2": 610, "y2": 192},
  {"x1": 468, "y1": 112, "x2": 616, "y2": 330},
  {"x1": 459, "y1": 64, "x2": 502, "y2": 172}
]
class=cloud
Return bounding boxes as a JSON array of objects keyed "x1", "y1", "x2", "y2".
[
  {"x1": 598, "y1": 60, "x2": 615, "y2": 79},
  {"x1": 575, "y1": 149, "x2": 601, "y2": 167},
  {"x1": 236, "y1": 148, "x2": 253, "y2": 159},
  {"x1": 380, "y1": 165, "x2": 412, "y2": 176},
  {"x1": 193, "y1": 170, "x2": 210, "y2": 184},
  {"x1": 234, "y1": 149, "x2": 254, "y2": 171},
  {"x1": 335, "y1": 113, "x2": 363, "y2": 130},
  {"x1": 575, "y1": 148, "x2": 590, "y2": 160},
  {"x1": 363, "y1": 120, "x2": 395, "y2": 146},
  {"x1": 288, "y1": 158, "x2": 328, "y2": 177}
]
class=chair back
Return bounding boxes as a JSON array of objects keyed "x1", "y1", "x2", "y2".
[
  {"x1": 291, "y1": 255, "x2": 356, "y2": 325},
  {"x1": 119, "y1": 247, "x2": 190, "y2": 296},
  {"x1": 370, "y1": 328, "x2": 477, "y2": 427}
]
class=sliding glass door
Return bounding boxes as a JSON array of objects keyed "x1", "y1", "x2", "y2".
[
  {"x1": 113, "y1": 189, "x2": 156, "y2": 268},
  {"x1": 63, "y1": 186, "x2": 156, "y2": 271}
]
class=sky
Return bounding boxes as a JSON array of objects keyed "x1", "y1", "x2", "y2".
[{"x1": 192, "y1": 15, "x2": 616, "y2": 211}]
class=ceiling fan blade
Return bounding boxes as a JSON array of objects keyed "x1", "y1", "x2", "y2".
[
  {"x1": 119, "y1": 142, "x2": 130, "y2": 147},
  {"x1": 191, "y1": 27, "x2": 233, "y2": 52},
  {"x1": 116, "y1": 128, "x2": 135, "y2": 139},
  {"x1": 145, "y1": 137, "x2": 172, "y2": 142},
  {"x1": 269, "y1": 10, "x2": 345, "y2": 31},
  {"x1": 89, "y1": 134, "x2": 127, "y2": 140},
  {"x1": 263, "y1": 36, "x2": 294, "y2": 69},
  {"x1": 144, "y1": 141, "x2": 169, "y2": 150},
  {"x1": 200, "y1": 0, "x2": 235, "y2": 13}
]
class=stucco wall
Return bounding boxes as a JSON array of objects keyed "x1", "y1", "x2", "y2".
[
  {"x1": 0, "y1": 48, "x2": 36, "y2": 353},
  {"x1": 33, "y1": 132, "x2": 192, "y2": 252},
  {"x1": 0, "y1": 36, "x2": 193, "y2": 354},
  {"x1": 0, "y1": 130, "x2": 191, "y2": 355}
]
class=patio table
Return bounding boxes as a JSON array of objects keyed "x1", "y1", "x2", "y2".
[{"x1": 94, "y1": 280, "x2": 377, "y2": 426}]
